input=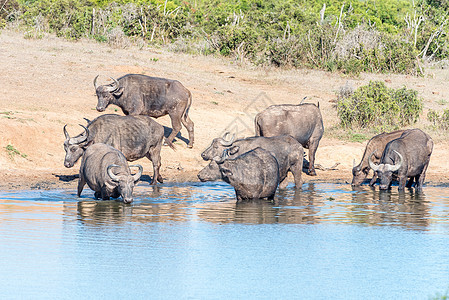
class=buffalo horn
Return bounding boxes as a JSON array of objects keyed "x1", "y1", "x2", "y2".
[
  {"x1": 107, "y1": 164, "x2": 121, "y2": 182},
  {"x1": 93, "y1": 75, "x2": 99, "y2": 90},
  {"x1": 220, "y1": 132, "x2": 235, "y2": 146},
  {"x1": 129, "y1": 164, "x2": 143, "y2": 182},
  {"x1": 387, "y1": 150, "x2": 403, "y2": 172},
  {"x1": 63, "y1": 124, "x2": 70, "y2": 140},
  {"x1": 105, "y1": 76, "x2": 119, "y2": 92},
  {"x1": 368, "y1": 151, "x2": 380, "y2": 172},
  {"x1": 69, "y1": 124, "x2": 89, "y2": 145}
]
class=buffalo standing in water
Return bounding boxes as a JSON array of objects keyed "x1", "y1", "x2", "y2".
[
  {"x1": 352, "y1": 130, "x2": 405, "y2": 186},
  {"x1": 369, "y1": 129, "x2": 433, "y2": 191},
  {"x1": 255, "y1": 102, "x2": 324, "y2": 176},
  {"x1": 200, "y1": 148, "x2": 280, "y2": 201},
  {"x1": 64, "y1": 114, "x2": 172, "y2": 185},
  {"x1": 201, "y1": 134, "x2": 304, "y2": 189},
  {"x1": 78, "y1": 143, "x2": 143, "y2": 204},
  {"x1": 94, "y1": 74, "x2": 195, "y2": 148}
]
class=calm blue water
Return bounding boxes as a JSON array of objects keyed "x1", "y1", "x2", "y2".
[{"x1": 0, "y1": 182, "x2": 448, "y2": 299}]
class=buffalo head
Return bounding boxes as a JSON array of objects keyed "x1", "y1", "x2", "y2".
[
  {"x1": 201, "y1": 132, "x2": 238, "y2": 161},
  {"x1": 197, "y1": 149, "x2": 230, "y2": 182},
  {"x1": 63, "y1": 124, "x2": 90, "y2": 168},
  {"x1": 369, "y1": 150, "x2": 403, "y2": 190},
  {"x1": 197, "y1": 161, "x2": 222, "y2": 182},
  {"x1": 351, "y1": 160, "x2": 370, "y2": 186},
  {"x1": 107, "y1": 164, "x2": 143, "y2": 204},
  {"x1": 93, "y1": 75, "x2": 124, "y2": 112}
]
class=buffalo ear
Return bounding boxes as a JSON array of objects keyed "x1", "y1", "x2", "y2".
[
  {"x1": 229, "y1": 146, "x2": 240, "y2": 155},
  {"x1": 113, "y1": 87, "x2": 124, "y2": 97}
]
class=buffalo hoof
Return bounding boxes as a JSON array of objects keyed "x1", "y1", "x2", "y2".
[{"x1": 308, "y1": 170, "x2": 317, "y2": 176}]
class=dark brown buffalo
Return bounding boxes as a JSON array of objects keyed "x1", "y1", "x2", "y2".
[
  {"x1": 200, "y1": 148, "x2": 280, "y2": 201},
  {"x1": 352, "y1": 130, "x2": 405, "y2": 186},
  {"x1": 78, "y1": 143, "x2": 142, "y2": 203},
  {"x1": 255, "y1": 102, "x2": 324, "y2": 176},
  {"x1": 201, "y1": 134, "x2": 303, "y2": 189},
  {"x1": 369, "y1": 129, "x2": 433, "y2": 191},
  {"x1": 94, "y1": 74, "x2": 194, "y2": 148},
  {"x1": 64, "y1": 114, "x2": 172, "y2": 185}
]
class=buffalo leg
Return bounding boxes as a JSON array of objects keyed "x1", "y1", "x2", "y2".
[
  {"x1": 77, "y1": 177, "x2": 85, "y2": 197},
  {"x1": 279, "y1": 177, "x2": 288, "y2": 189},
  {"x1": 307, "y1": 141, "x2": 320, "y2": 176},
  {"x1": 166, "y1": 112, "x2": 183, "y2": 146},
  {"x1": 181, "y1": 114, "x2": 195, "y2": 148},
  {"x1": 369, "y1": 172, "x2": 378, "y2": 186},
  {"x1": 147, "y1": 146, "x2": 163, "y2": 185},
  {"x1": 406, "y1": 177, "x2": 415, "y2": 188},
  {"x1": 398, "y1": 176, "x2": 407, "y2": 191},
  {"x1": 416, "y1": 163, "x2": 429, "y2": 191},
  {"x1": 290, "y1": 157, "x2": 304, "y2": 189},
  {"x1": 100, "y1": 189, "x2": 110, "y2": 200}
]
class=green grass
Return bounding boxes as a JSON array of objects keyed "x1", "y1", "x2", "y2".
[{"x1": 5, "y1": 144, "x2": 28, "y2": 159}]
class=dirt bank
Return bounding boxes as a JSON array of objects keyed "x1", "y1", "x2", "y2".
[{"x1": 1, "y1": 29, "x2": 448, "y2": 190}]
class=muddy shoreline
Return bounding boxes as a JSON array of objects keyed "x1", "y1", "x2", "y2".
[{"x1": 1, "y1": 168, "x2": 447, "y2": 191}]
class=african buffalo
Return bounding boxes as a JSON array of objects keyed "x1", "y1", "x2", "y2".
[
  {"x1": 78, "y1": 143, "x2": 143, "y2": 203},
  {"x1": 64, "y1": 114, "x2": 172, "y2": 185},
  {"x1": 369, "y1": 129, "x2": 433, "y2": 191},
  {"x1": 201, "y1": 133, "x2": 303, "y2": 189},
  {"x1": 352, "y1": 130, "x2": 405, "y2": 186},
  {"x1": 255, "y1": 102, "x2": 324, "y2": 176},
  {"x1": 94, "y1": 74, "x2": 194, "y2": 148},
  {"x1": 202, "y1": 148, "x2": 280, "y2": 201}
]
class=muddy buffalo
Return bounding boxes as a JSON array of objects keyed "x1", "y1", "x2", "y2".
[
  {"x1": 369, "y1": 129, "x2": 433, "y2": 191},
  {"x1": 64, "y1": 114, "x2": 172, "y2": 185},
  {"x1": 352, "y1": 130, "x2": 405, "y2": 186},
  {"x1": 201, "y1": 148, "x2": 280, "y2": 201},
  {"x1": 78, "y1": 143, "x2": 143, "y2": 203},
  {"x1": 94, "y1": 74, "x2": 194, "y2": 148},
  {"x1": 255, "y1": 102, "x2": 324, "y2": 176},
  {"x1": 201, "y1": 134, "x2": 303, "y2": 189}
]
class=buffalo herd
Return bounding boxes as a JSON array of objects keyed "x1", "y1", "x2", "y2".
[{"x1": 63, "y1": 73, "x2": 434, "y2": 203}]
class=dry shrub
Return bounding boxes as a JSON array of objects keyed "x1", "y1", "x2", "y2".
[
  {"x1": 107, "y1": 27, "x2": 130, "y2": 49},
  {"x1": 167, "y1": 36, "x2": 213, "y2": 55},
  {"x1": 334, "y1": 25, "x2": 382, "y2": 59}
]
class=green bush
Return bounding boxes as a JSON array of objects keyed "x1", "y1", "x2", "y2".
[
  {"x1": 2, "y1": 0, "x2": 448, "y2": 74},
  {"x1": 428, "y1": 109, "x2": 449, "y2": 130},
  {"x1": 337, "y1": 80, "x2": 423, "y2": 131}
]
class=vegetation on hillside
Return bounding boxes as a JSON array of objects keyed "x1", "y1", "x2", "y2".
[
  {"x1": 1, "y1": 0, "x2": 448, "y2": 75},
  {"x1": 337, "y1": 80, "x2": 423, "y2": 132}
]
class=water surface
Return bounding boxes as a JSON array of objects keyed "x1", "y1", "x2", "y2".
[{"x1": 0, "y1": 182, "x2": 448, "y2": 299}]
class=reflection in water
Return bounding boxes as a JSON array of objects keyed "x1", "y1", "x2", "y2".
[
  {"x1": 50, "y1": 182, "x2": 448, "y2": 231},
  {"x1": 0, "y1": 183, "x2": 448, "y2": 299}
]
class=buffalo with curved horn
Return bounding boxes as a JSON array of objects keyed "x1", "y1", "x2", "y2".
[
  {"x1": 94, "y1": 74, "x2": 195, "y2": 148},
  {"x1": 201, "y1": 132, "x2": 304, "y2": 189},
  {"x1": 198, "y1": 147, "x2": 280, "y2": 201},
  {"x1": 351, "y1": 130, "x2": 405, "y2": 187},
  {"x1": 368, "y1": 129, "x2": 433, "y2": 191},
  {"x1": 78, "y1": 143, "x2": 142, "y2": 203},
  {"x1": 63, "y1": 114, "x2": 173, "y2": 185}
]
